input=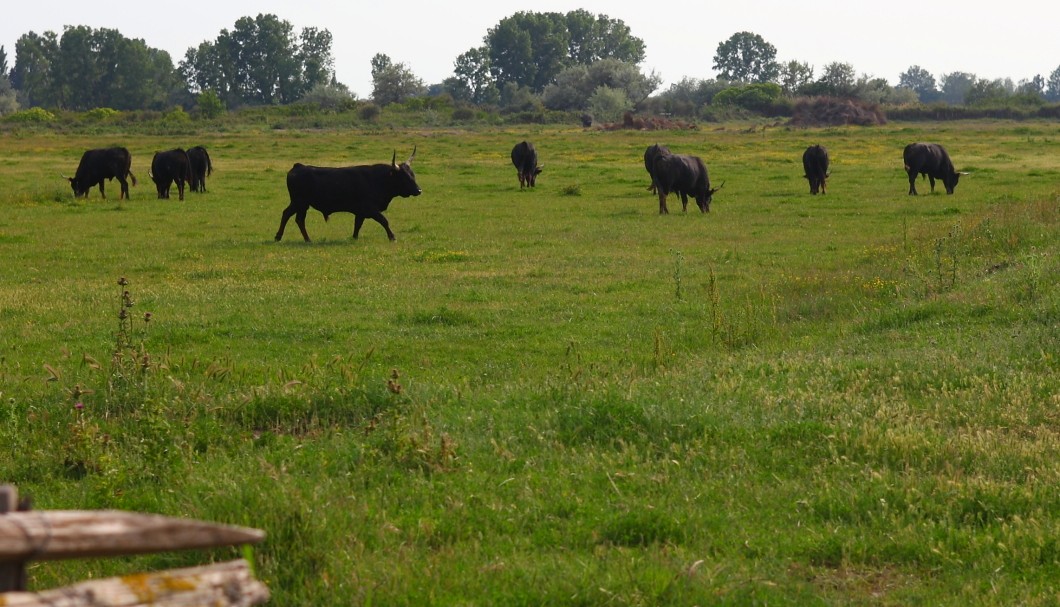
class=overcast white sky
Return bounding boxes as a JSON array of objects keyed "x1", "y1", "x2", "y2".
[{"x1": 3, "y1": 0, "x2": 1058, "y2": 98}]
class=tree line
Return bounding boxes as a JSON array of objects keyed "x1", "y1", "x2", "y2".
[{"x1": 2, "y1": 12, "x2": 1059, "y2": 121}]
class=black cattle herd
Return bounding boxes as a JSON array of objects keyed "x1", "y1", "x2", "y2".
[{"x1": 63, "y1": 138, "x2": 966, "y2": 241}]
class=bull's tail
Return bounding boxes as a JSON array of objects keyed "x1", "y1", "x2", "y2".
[
  {"x1": 129, "y1": 171, "x2": 138, "y2": 186},
  {"x1": 205, "y1": 151, "x2": 213, "y2": 176}
]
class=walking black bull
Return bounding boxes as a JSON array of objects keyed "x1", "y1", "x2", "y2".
[{"x1": 275, "y1": 147, "x2": 421, "y2": 242}]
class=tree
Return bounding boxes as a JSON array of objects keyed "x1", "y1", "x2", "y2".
[
  {"x1": 370, "y1": 53, "x2": 425, "y2": 105},
  {"x1": 0, "y1": 46, "x2": 17, "y2": 115},
  {"x1": 1016, "y1": 75, "x2": 1044, "y2": 98},
  {"x1": 712, "y1": 32, "x2": 779, "y2": 83},
  {"x1": 939, "y1": 71, "x2": 975, "y2": 105},
  {"x1": 446, "y1": 46, "x2": 497, "y2": 104},
  {"x1": 180, "y1": 14, "x2": 334, "y2": 107},
  {"x1": 965, "y1": 77, "x2": 1012, "y2": 106},
  {"x1": 898, "y1": 65, "x2": 939, "y2": 102},
  {"x1": 11, "y1": 31, "x2": 59, "y2": 108},
  {"x1": 1047, "y1": 65, "x2": 1060, "y2": 101},
  {"x1": 587, "y1": 85, "x2": 630, "y2": 122},
  {"x1": 779, "y1": 60, "x2": 814, "y2": 95},
  {"x1": 541, "y1": 59, "x2": 659, "y2": 112},
  {"x1": 482, "y1": 11, "x2": 646, "y2": 93},
  {"x1": 564, "y1": 9, "x2": 645, "y2": 65},
  {"x1": 817, "y1": 62, "x2": 857, "y2": 97}
]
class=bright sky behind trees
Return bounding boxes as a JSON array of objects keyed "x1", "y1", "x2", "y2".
[{"x1": 4, "y1": 0, "x2": 1057, "y2": 98}]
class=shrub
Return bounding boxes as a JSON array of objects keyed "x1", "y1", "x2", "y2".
[
  {"x1": 84, "y1": 108, "x2": 121, "y2": 121},
  {"x1": 6, "y1": 107, "x2": 56, "y2": 123},
  {"x1": 360, "y1": 103, "x2": 381, "y2": 121},
  {"x1": 196, "y1": 90, "x2": 225, "y2": 120}
]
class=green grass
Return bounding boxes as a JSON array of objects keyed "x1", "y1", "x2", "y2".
[{"x1": 1, "y1": 120, "x2": 1058, "y2": 605}]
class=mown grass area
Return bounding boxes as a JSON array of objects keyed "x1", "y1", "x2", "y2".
[{"x1": 0, "y1": 120, "x2": 1058, "y2": 605}]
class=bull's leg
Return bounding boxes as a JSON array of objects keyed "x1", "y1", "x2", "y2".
[
  {"x1": 353, "y1": 215, "x2": 366, "y2": 239},
  {"x1": 680, "y1": 192, "x2": 689, "y2": 212},
  {"x1": 177, "y1": 179, "x2": 185, "y2": 201},
  {"x1": 294, "y1": 210, "x2": 311, "y2": 242},
  {"x1": 98, "y1": 182, "x2": 106, "y2": 199},
  {"x1": 658, "y1": 192, "x2": 669, "y2": 214},
  {"x1": 275, "y1": 205, "x2": 301, "y2": 241},
  {"x1": 369, "y1": 213, "x2": 396, "y2": 241},
  {"x1": 928, "y1": 176, "x2": 936, "y2": 193},
  {"x1": 907, "y1": 172, "x2": 918, "y2": 195},
  {"x1": 118, "y1": 177, "x2": 129, "y2": 200}
]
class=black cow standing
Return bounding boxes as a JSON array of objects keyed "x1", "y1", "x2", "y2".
[
  {"x1": 903, "y1": 142, "x2": 966, "y2": 195},
  {"x1": 65, "y1": 147, "x2": 137, "y2": 199},
  {"x1": 276, "y1": 147, "x2": 421, "y2": 242},
  {"x1": 510, "y1": 141, "x2": 542, "y2": 188},
  {"x1": 187, "y1": 146, "x2": 213, "y2": 193},
  {"x1": 652, "y1": 154, "x2": 723, "y2": 214},
  {"x1": 150, "y1": 149, "x2": 192, "y2": 201},
  {"x1": 802, "y1": 144, "x2": 829, "y2": 195},
  {"x1": 643, "y1": 143, "x2": 671, "y2": 194}
]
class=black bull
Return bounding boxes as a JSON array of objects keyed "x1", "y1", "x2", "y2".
[
  {"x1": 150, "y1": 148, "x2": 192, "y2": 201},
  {"x1": 275, "y1": 148, "x2": 421, "y2": 242},
  {"x1": 510, "y1": 141, "x2": 542, "y2": 188},
  {"x1": 652, "y1": 153, "x2": 723, "y2": 214},
  {"x1": 802, "y1": 144, "x2": 829, "y2": 195},
  {"x1": 643, "y1": 143, "x2": 671, "y2": 194},
  {"x1": 65, "y1": 147, "x2": 137, "y2": 199},
  {"x1": 903, "y1": 142, "x2": 966, "y2": 195},
  {"x1": 187, "y1": 146, "x2": 213, "y2": 193}
]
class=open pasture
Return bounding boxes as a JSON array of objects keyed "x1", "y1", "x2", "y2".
[{"x1": 1, "y1": 120, "x2": 1058, "y2": 605}]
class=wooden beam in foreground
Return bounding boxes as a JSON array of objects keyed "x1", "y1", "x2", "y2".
[
  {"x1": 0, "y1": 559, "x2": 268, "y2": 607},
  {"x1": 0, "y1": 511, "x2": 265, "y2": 562}
]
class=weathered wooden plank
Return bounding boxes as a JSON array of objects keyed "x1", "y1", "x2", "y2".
[
  {"x1": 0, "y1": 559, "x2": 268, "y2": 607},
  {"x1": 0, "y1": 511, "x2": 264, "y2": 562}
]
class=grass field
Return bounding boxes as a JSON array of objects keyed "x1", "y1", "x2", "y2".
[{"x1": 1, "y1": 119, "x2": 1058, "y2": 605}]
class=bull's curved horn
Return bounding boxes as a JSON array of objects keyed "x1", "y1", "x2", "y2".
[
  {"x1": 392, "y1": 151, "x2": 397, "y2": 168},
  {"x1": 60, "y1": 173, "x2": 70, "y2": 180},
  {"x1": 406, "y1": 145, "x2": 417, "y2": 165}
]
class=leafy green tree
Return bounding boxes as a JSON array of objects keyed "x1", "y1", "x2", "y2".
[
  {"x1": 446, "y1": 46, "x2": 497, "y2": 105},
  {"x1": 11, "y1": 31, "x2": 60, "y2": 108},
  {"x1": 196, "y1": 89, "x2": 225, "y2": 118},
  {"x1": 0, "y1": 46, "x2": 17, "y2": 115},
  {"x1": 818, "y1": 62, "x2": 857, "y2": 97},
  {"x1": 1016, "y1": 75, "x2": 1044, "y2": 98},
  {"x1": 542, "y1": 58, "x2": 659, "y2": 112},
  {"x1": 779, "y1": 60, "x2": 814, "y2": 95},
  {"x1": 965, "y1": 77, "x2": 1012, "y2": 106},
  {"x1": 370, "y1": 53, "x2": 425, "y2": 105},
  {"x1": 482, "y1": 11, "x2": 646, "y2": 93},
  {"x1": 181, "y1": 14, "x2": 333, "y2": 107},
  {"x1": 939, "y1": 71, "x2": 976, "y2": 105},
  {"x1": 898, "y1": 65, "x2": 939, "y2": 102},
  {"x1": 11, "y1": 27, "x2": 178, "y2": 110},
  {"x1": 1047, "y1": 66, "x2": 1060, "y2": 101},
  {"x1": 564, "y1": 9, "x2": 645, "y2": 65},
  {"x1": 587, "y1": 85, "x2": 630, "y2": 122},
  {"x1": 712, "y1": 32, "x2": 779, "y2": 83}
]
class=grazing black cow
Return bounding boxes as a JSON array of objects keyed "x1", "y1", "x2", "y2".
[
  {"x1": 510, "y1": 141, "x2": 542, "y2": 189},
  {"x1": 652, "y1": 153, "x2": 723, "y2": 214},
  {"x1": 903, "y1": 142, "x2": 966, "y2": 195},
  {"x1": 187, "y1": 146, "x2": 213, "y2": 193},
  {"x1": 802, "y1": 144, "x2": 829, "y2": 195},
  {"x1": 149, "y1": 149, "x2": 192, "y2": 201},
  {"x1": 276, "y1": 147, "x2": 421, "y2": 242},
  {"x1": 643, "y1": 143, "x2": 671, "y2": 194},
  {"x1": 65, "y1": 147, "x2": 136, "y2": 199}
]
